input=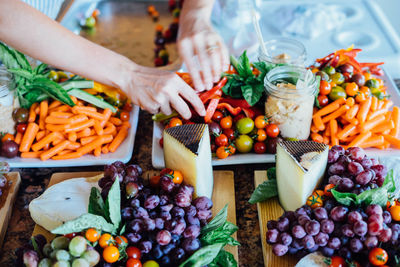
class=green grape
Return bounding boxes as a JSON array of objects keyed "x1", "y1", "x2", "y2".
[
  {"x1": 55, "y1": 249, "x2": 71, "y2": 262},
  {"x1": 82, "y1": 250, "x2": 100, "y2": 267},
  {"x1": 52, "y1": 260, "x2": 70, "y2": 267},
  {"x1": 51, "y1": 236, "x2": 70, "y2": 250},
  {"x1": 71, "y1": 258, "x2": 90, "y2": 267},
  {"x1": 38, "y1": 258, "x2": 52, "y2": 267},
  {"x1": 43, "y1": 243, "x2": 53, "y2": 257},
  {"x1": 68, "y1": 236, "x2": 87, "y2": 257},
  {"x1": 50, "y1": 249, "x2": 59, "y2": 260},
  {"x1": 322, "y1": 66, "x2": 335, "y2": 75}
]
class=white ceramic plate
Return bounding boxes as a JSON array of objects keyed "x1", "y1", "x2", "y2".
[
  {"x1": 152, "y1": 68, "x2": 400, "y2": 169},
  {"x1": 4, "y1": 106, "x2": 140, "y2": 168}
]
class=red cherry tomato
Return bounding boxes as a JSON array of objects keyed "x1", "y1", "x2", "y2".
[
  {"x1": 266, "y1": 124, "x2": 280, "y2": 138},
  {"x1": 64, "y1": 232, "x2": 77, "y2": 239},
  {"x1": 317, "y1": 95, "x2": 329, "y2": 107},
  {"x1": 210, "y1": 143, "x2": 216, "y2": 153},
  {"x1": 215, "y1": 134, "x2": 228, "y2": 147},
  {"x1": 126, "y1": 258, "x2": 142, "y2": 267},
  {"x1": 16, "y1": 123, "x2": 27, "y2": 134},
  {"x1": 253, "y1": 142, "x2": 267, "y2": 154},
  {"x1": 319, "y1": 80, "x2": 332, "y2": 95},
  {"x1": 233, "y1": 113, "x2": 245, "y2": 123},
  {"x1": 123, "y1": 102, "x2": 133, "y2": 112},
  {"x1": 160, "y1": 168, "x2": 172, "y2": 176},
  {"x1": 220, "y1": 116, "x2": 233, "y2": 129},
  {"x1": 126, "y1": 246, "x2": 141, "y2": 259},
  {"x1": 212, "y1": 110, "x2": 224, "y2": 122},
  {"x1": 223, "y1": 128, "x2": 236, "y2": 141},
  {"x1": 120, "y1": 111, "x2": 130, "y2": 122},
  {"x1": 328, "y1": 256, "x2": 346, "y2": 267}
]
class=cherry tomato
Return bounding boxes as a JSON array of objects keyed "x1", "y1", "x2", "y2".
[
  {"x1": 256, "y1": 129, "x2": 267, "y2": 142},
  {"x1": 233, "y1": 113, "x2": 245, "y2": 123},
  {"x1": 150, "y1": 175, "x2": 161, "y2": 187},
  {"x1": 327, "y1": 256, "x2": 346, "y2": 267},
  {"x1": 254, "y1": 115, "x2": 268, "y2": 129},
  {"x1": 223, "y1": 128, "x2": 236, "y2": 141},
  {"x1": 324, "y1": 184, "x2": 335, "y2": 197},
  {"x1": 253, "y1": 142, "x2": 267, "y2": 154},
  {"x1": 355, "y1": 92, "x2": 366, "y2": 103},
  {"x1": 120, "y1": 111, "x2": 130, "y2": 122},
  {"x1": 160, "y1": 168, "x2": 172, "y2": 176},
  {"x1": 126, "y1": 246, "x2": 141, "y2": 259},
  {"x1": 64, "y1": 232, "x2": 77, "y2": 239},
  {"x1": 306, "y1": 191, "x2": 324, "y2": 209},
  {"x1": 16, "y1": 123, "x2": 27, "y2": 134},
  {"x1": 216, "y1": 146, "x2": 231, "y2": 159},
  {"x1": 210, "y1": 143, "x2": 216, "y2": 153},
  {"x1": 123, "y1": 102, "x2": 133, "y2": 112},
  {"x1": 360, "y1": 86, "x2": 371, "y2": 97},
  {"x1": 168, "y1": 170, "x2": 183, "y2": 184},
  {"x1": 159, "y1": 137, "x2": 163, "y2": 148},
  {"x1": 169, "y1": 117, "x2": 183, "y2": 128},
  {"x1": 345, "y1": 82, "x2": 359, "y2": 97},
  {"x1": 317, "y1": 95, "x2": 329, "y2": 107},
  {"x1": 99, "y1": 233, "x2": 114, "y2": 248},
  {"x1": 369, "y1": 247, "x2": 388, "y2": 266},
  {"x1": 389, "y1": 204, "x2": 400, "y2": 221},
  {"x1": 215, "y1": 134, "x2": 228, "y2": 147},
  {"x1": 212, "y1": 110, "x2": 224, "y2": 122},
  {"x1": 266, "y1": 124, "x2": 279, "y2": 138},
  {"x1": 319, "y1": 80, "x2": 332, "y2": 95},
  {"x1": 116, "y1": 236, "x2": 128, "y2": 247},
  {"x1": 103, "y1": 245, "x2": 120, "y2": 263},
  {"x1": 126, "y1": 258, "x2": 142, "y2": 267},
  {"x1": 227, "y1": 144, "x2": 236, "y2": 155},
  {"x1": 85, "y1": 228, "x2": 100, "y2": 243},
  {"x1": 220, "y1": 116, "x2": 233, "y2": 129},
  {"x1": 1, "y1": 133, "x2": 14, "y2": 143}
]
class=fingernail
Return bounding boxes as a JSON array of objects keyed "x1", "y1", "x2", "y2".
[
  {"x1": 207, "y1": 82, "x2": 213, "y2": 90},
  {"x1": 196, "y1": 84, "x2": 205, "y2": 92}
]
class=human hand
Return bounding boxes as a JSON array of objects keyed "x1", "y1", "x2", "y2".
[{"x1": 177, "y1": 9, "x2": 229, "y2": 92}]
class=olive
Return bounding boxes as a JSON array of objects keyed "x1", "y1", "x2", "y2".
[
  {"x1": 351, "y1": 73, "x2": 365, "y2": 87},
  {"x1": 12, "y1": 108, "x2": 29, "y2": 123},
  {"x1": 322, "y1": 66, "x2": 335, "y2": 75},
  {"x1": 365, "y1": 79, "x2": 380, "y2": 89},
  {"x1": 1, "y1": 140, "x2": 18, "y2": 158},
  {"x1": 330, "y1": 73, "x2": 345, "y2": 85},
  {"x1": 337, "y1": 64, "x2": 354, "y2": 74},
  {"x1": 47, "y1": 70, "x2": 59, "y2": 82},
  {"x1": 315, "y1": 71, "x2": 330, "y2": 82}
]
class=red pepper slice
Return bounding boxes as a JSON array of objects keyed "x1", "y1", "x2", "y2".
[
  {"x1": 219, "y1": 98, "x2": 251, "y2": 109},
  {"x1": 199, "y1": 77, "x2": 228, "y2": 103},
  {"x1": 359, "y1": 62, "x2": 384, "y2": 69},
  {"x1": 347, "y1": 57, "x2": 362, "y2": 73},
  {"x1": 217, "y1": 103, "x2": 242, "y2": 116},
  {"x1": 204, "y1": 98, "x2": 220, "y2": 123},
  {"x1": 342, "y1": 48, "x2": 362, "y2": 58}
]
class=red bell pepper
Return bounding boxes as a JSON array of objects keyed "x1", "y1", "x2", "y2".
[
  {"x1": 219, "y1": 98, "x2": 251, "y2": 109},
  {"x1": 204, "y1": 98, "x2": 220, "y2": 123},
  {"x1": 347, "y1": 57, "x2": 362, "y2": 73},
  {"x1": 199, "y1": 77, "x2": 228, "y2": 103},
  {"x1": 342, "y1": 48, "x2": 362, "y2": 58},
  {"x1": 216, "y1": 103, "x2": 242, "y2": 116}
]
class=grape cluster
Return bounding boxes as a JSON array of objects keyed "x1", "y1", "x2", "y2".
[
  {"x1": 98, "y1": 161, "x2": 213, "y2": 266},
  {"x1": 327, "y1": 146, "x2": 387, "y2": 194}
]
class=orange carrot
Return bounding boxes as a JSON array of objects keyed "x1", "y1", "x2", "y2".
[
  {"x1": 346, "y1": 97, "x2": 355, "y2": 107},
  {"x1": 71, "y1": 106, "x2": 97, "y2": 113},
  {"x1": 76, "y1": 127, "x2": 92, "y2": 138},
  {"x1": 382, "y1": 99, "x2": 393, "y2": 110},
  {"x1": 31, "y1": 131, "x2": 62, "y2": 152},
  {"x1": 341, "y1": 135, "x2": 356, "y2": 143},
  {"x1": 371, "y1": 120, "x2": 395, "y2": 133},
  {"x1": 370, "y1": 96, "x2": 378, "y2": 111},
  {"x1": 311, "y1": 132, "x2": 324, "y2": 143},
  {"x1": 36, "y1": 130, "x2": 46, "y2": 141},
  {"x1": 356, "y1": 97, "x2": 372, "y2": 124},
  {"x1": 48, "y1": 100, "x2": 62, "y2": 110},
  {"x1": 347, "y1": 132, "x2": 372, "y2": 148},
  {"x1": 345, "y1": 104, "x2": 359, "y2": 120},
  {"x1": 72, "y1": 106, "x2": 104, "y2": 120},
  {"x1": 330, "y1": 119, "x2": 338, "y2": 146},
  {"x1": 94, "y1": 120, "x2": 104, "y2": 135},
  {"x1": 40, "y1": 140, "x2": 70, "y2": 161},
  {"x1": 313, "y1": 115, "x2": 325, "y2": 131},
  {"x1": 49, "y1": 112, "x2": 73, "y2": 118},
  {"x1": 45, "y1": 116, "x2": 71, "y2": 124},
  {"x1": 322, "y1": 135, "x2": 330, "y2": 145},
  {"x1": 69, "y1": 95, "x2": 78, "y2": 104},
  {"x1": 52, "y1": 152, "x2": 83, "y2": 160},
  {"x1": 337, "y1": 124, "x2": 357, "y2": 140},
  {"x1": 28, "y1": 103, "x2": 38, "y2": 123},
  {"x1": 103, "y1": 108, "x2": 112, "y2": 121},
  {"x1": 66, "y1": 142, "x2": 81, "y2": 150},
  {"x1": 52, "y1": 105, "x2": 70, "y2": 112},
  {"x1": 321, "y1": 105, "x2": 350, "y2": 123},
  {"x1": 19, "y1": 122, "x2": 39, "y2": 152},
  {"x1": 39, "y1": 100, "x2": 48, "y2": 130},
  {"x1": 14, "y1": 132, "x2": 22, "y2": 144},
  {"x1": 109, "y1": 126, "x2": 129, "y2": 152},
  {"x1": 109, "y1": 117, "x2": 122, "y2": 126},
  {"x1": 52, "y1": 138, "x2": 64, "y2": 146},
  {"x1": 103, "y1": 122, "x2": 116, "y2": 135},
  {"x1": 101, "y1": 145, "x2": 109, "y2": 154},
  {"x1": 64, "y1": 119, "x2": 95, "y2": 133},
  {"x1": 94, "y1": 146, "x2": 101, "y2": 157},
  {"x1": 360, "y1": 135, "x2": 385, "y2": 148},
  {"x1": 57, "y1": 149, "x2": 73, "y2": 156},
  {"x1": 20, "y1": 151, "x2": 42, "y2": 158},
  {"x1": 46, "y1": 124, "x2": 68, "y2": 132},
  {"x1": 383, "y1": 134, "x2": 400, "y2": 149},
  {"x1": 310, "y1": 124, "x2": 319, "y2": 133},
  {"x1": 122, "y1": 121, "x2": 131, "y2": 128},
  {"x1": 325, "y1": 123, "x2": 331, "y2": 137},
  {"x1": 77, "y1": 135, "x2": 113, "y2": 155},
  {"x1": 367, "y1": 109, "x2": 388, "y2": 121},
  {"x1": 68, "y1": 131, "x2": 77, "y2": 142},
  {"x1": 34, "y1": 106, "x2": 40, "y2": 114},
  {"x1": 360, "y1": 115, "x2": 386, "y2": 133},
  {"x1": 80, "y1": 136, "x2": 96, "y2": 146},
  {"x1": 390, "y1": 106, "x2": 400, "y2": 137},
  {"x1": 314, "y1": 98, "x2": 346, "y2": 118}
]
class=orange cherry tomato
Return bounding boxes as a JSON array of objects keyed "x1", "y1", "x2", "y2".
[
  {"x1": 220, "y1": 116, "x2": 233, "y2": 129},
  {"x1": 103, "y1": 245, "x2": 120, "y2": 263},
  {"x1": 256, "y1": 129, "x2": 267, "y2": 142},
  {"x1": 150, "y1": 175, "x2": 161, "y2": 187},
  {"x1": 1, "y1": 133, "x2": 14, "y2": 143},
  {"x1": 120, "y1": 111, "x2": 130, "y2": 122},
  {"x1": 319, "y1": 80, "x2": 332, "y2": 95},
  {"x1": 227, "y1": 144, "x2": 236, "y2": 155},
  {"x1": 212, "y1": 110, "x2": 224, "y2": 122},
  {"x1": 364, "y1": 71, "x2": 372, "y2": 81},
  {"x1": 317, "y1": 95, "x2": 329, "y2": 107},
  {"x1": 126, "y1": 258, "x2": 142, "y2": 267},
  {"x1": 116, "y1": 236, "x2": 128, "y2": 247},
  {"x1": 216, "y1": 146, "x2": 230, "y2": 159},
  {"x1": 155, "y1": 24, "x2": 163, "y2": 32},
  {"x1": 360, "y1": 86, "x2": 371, "y2": 97},
  {"x1": 99, "y1": 233, "x2": 114, "y2": 248},
  {"x1": 306, "y1": 191, "x2": 324, "y2": 209},
  {"x1": 168, "y1": 170, "x2": 183, "y2": 184},
  {"x1": 369, "y1": 247, "x2": 388, "y2": 266},
  {"x1": 324, "y1": 184, "x2": 335, "y2": 197},
  {"x1": 169, "y1": 117, "x2": 183, "y2": 128},
  {"x1": 254, "y1": 115, "x2": 268, "y2": 129},
  {"x1": 85, "y1": 228, "x2": 100, "y2": 243},
  {"x1": 327, "y1": 256, "x2": 346, "y2": 267},
  {"x1": 355, "y1": 92, "x2": 366, "y2": 103},
  {"x1": 345, "y1": 82, "x2": 359, "y2": 97},
  {"x1": 266, "y1": 124, "x2": 280, "y2": 138},
  {"x1": 126, "y1": 246, "x2": 141, "y2": 259},
  {"x1": 389, "y1": 204, "x2": 400, "y2": 221}
]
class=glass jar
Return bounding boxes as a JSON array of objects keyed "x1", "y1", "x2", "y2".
[
  {"x1": 258, "y1": 38, "x2": 306, "y2": 66},
  {"x1": 264, "y1": 66, "x2": 317, "y2": 140}
]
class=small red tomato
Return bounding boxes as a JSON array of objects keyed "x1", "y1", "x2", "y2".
[
  {"x1": 319, "y1": 80, "x2": 332, "y2": 95},
  {"x1": 223, "y1": 128, "x2": 236, "y2": 141},
  {"x1": 220, "y1": 116, "x2": 232, "y2": 129},
  {"x1": 64, "y1": 232, "x2": 77, "y2": 239},
  {"x1": 212, "y1": 110, "x2": 224, "y2": 122},
  {"x1": 253, "y1": 142, "x2": 267, "y2": 154},
  {"x1": 233, "y1": 113, "x2": 245, "y2": 123},
  {"x1": 126, "y1": 258, "x2": 142, "y2": 267},
  {"x1": 123, "y1": 102, "x2": 133, "y2": 112},
  {"x1": 266, "y1": 124, "x2": 280, "y2": 138},
  {"x1": 150, "y1": 175, "x2": 161, "y2": 187},
  {"x1": 16, "y1": 123, "x2": 27, "y2": 134},
  {"x1": 317, "y1": 95, "x2": 329, "y2": 107},
  {"x1": 215, "y1": 134, "x2": 228, "y2": 147},
  {"x1": 160, "y1": 168, "x2": 172, "y2": 176},
  {"x1": 120, "y1": 111, "x2": 130, "y2": 121},
  {"x1": 328, "y1": 256, "x2": 346, "y2": 267},
  {"x1": 126, "y1": 246, "x2": 141, "y2": 259}
]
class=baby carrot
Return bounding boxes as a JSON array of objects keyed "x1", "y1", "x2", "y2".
[
  {"x1": 382, "y1": 99, "x2": 393, "y2": 110},
  {"x1": 356, "y1": 97, "x2": 372, "y2": 124},
  {"x1": 345, "y1": 104, "x2": 359, "y2": 120},
  {"x1": 360, "y1": 135, "x2": 385, "y2": 148},
  {"x1": 371, "y1": 120, "x2": 395, "y2": 134},
  {"x1": 72, "y1": 106, "x2": 97, "y2": 113},
  {"x1": 370, "y1": 96, "x2": 378, "y2": 111},
  {"x1": 68, "y1": 131, "x2": 77, "y2": 142},
  {"x1": 109, "y1": 117, "x2": 122, "y2": 126},
  {"x1": 122, "y1": 121, "x2": 131, "y2": 128},
  {"x1": 52, "y1": 105, "x2": 70, "y2": 113},
  {"x1": 390, "y1": 106, "x2": 400, "y2": 137},
  {"x1": 383, "y1": 134, "x2": 400, "y2": 149},
  {"x1": 46, "y1": 124, "x2": 68, "y2": 132},
  {"x1": 77, "y1": 135, "x2": 113, "y2": 155},
  {"x1": 76, "y1": 127, "x2": 92, "y2": 138},
  {"x1": 45, "y1": 116, "x2": 71, "y2": 124},
  {"x1": 34, "y1": 106, "x2": 40, "y2": 114},
  {"x1": 346, "y1": 97, "x2": 355, "y2": 107},
  {"x1": 94, "y1": 120, "x2": 104, "y2": 135},
  {"x1": 14, "y1": 132, "x2": 22, "y2": 144},
  {"x1": 19, "y1": 122, "x2": 39, "y2": 152},
  {"x1": 347, "y1": 132, "x2": 372, "y2": 148},
  {"x1": 66, "y1": 141, "x2": 81, "y2": 150},
  {"x1": 49, "y1": 112, "x2": 73, "y2": 118},
  {"x1": 52, "y1": 152, "x2": 83, "y2": 160},
  {"x1": 94, "y1": 146, "x2": 101, "y2": 157},
  {"x1": 28, "y1": 103, "x2": 38, "y2": 123},
  {"x1": 310, "y1": 124, "x2": 319, "y2": 133},
  {"x1": 311, "y1": 132, "x2": 324, "y2": 143},
  {"x1": 322, "y1": 135, "x2": 330, "y2": 145},
  {"x1": 341, "y1": 135, "x2": 356, "y2": 143},
  {"x1": 57, "y1": 149, "x2": 73, "y2": 156},
  {"x1": 360, "y1": 115, "x2": 386, "y2": 133},
  {"x1": 39, "y1": 100, "x2": 48, "y2": 130},
  {"x1": 48, "y1": 100, "x2": 62, "y2": 110},
  {"x1": 69, "y1": 95, "x2": 78, "y2": 104},
  {"x1": 330, "y1": 119, "x2": 338, "y2": 146},
  {"x1": 337, "y1": 124, "x2": 357, "y2": 140},
  {"x1": 80, "y1": 136, "x2": 96, "y2": 146},
  {"x1": 36, "y1": 130, "x2": 46, "y2": 141},
  {"x1": 32, "y1": 131, "x2": 62, "y2": 152},
  {"x1": 103, "y1": 108, "x2": 112, "y2": 121},
  {"x1": 20, "y1": 151, "x2": 42, "y2": 158},
  {"x1": 109, "y1": 126, "x2": 129, "y2": 152},
  {"x1": 321, "y1": 105, "x2": 350, "y2": 123},
  {"x1": 101, "y1": 145, "x2": 109, "y2": 154},
  {"x1": 40, "y1": 140, "x2": 70, "y2": 161},
  {"x1": 103, "y1": 122, "x2": 116, "y2": 135},
  {"x1": 72, "y1": 106, "x2": 104, "y2": 120},
  {"x1": 367, "y1": 109, "x2": 388, "y2": 121},
  {"x1": 64, "y1": 119, "x2": 95, "y2": 133},
  {"x1": 67, "y1": 114, "x2": 89, "y2": 125}
]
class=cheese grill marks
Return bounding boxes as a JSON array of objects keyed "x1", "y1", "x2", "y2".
[{"x1": 164, "y1": 124, "x2": 207, "y2": 155}]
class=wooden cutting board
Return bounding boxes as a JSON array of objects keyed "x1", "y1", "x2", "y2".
[
  {"x1": 0, "y1": 172, "x2": 21, "y2": 249},
  {"x1": 33, "y1": 170, "x2": 238, "y2": 263},
  {"x1": 254, "y1": 170, "x2": 298, "y2": 267}
]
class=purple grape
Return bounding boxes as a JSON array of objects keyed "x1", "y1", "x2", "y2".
[
  {"x1": 178, "y1": 184, "x2": 194, "y2": 196},
  {"x1": 371, "y1": 164, "x2": 387, "y2": 178},
  {"x1": 170, "y1": 207, "x2": 184, "y2": 219},
  {"x1": 186, "y1": 215, "x2": 200, "y2": 226},
  {"x1": 347, "y1": 211, "x2": 362, "y2": 225},
  {"x1": 305, "y1": 220, "x2": 320, "y2": 236},
  {"x1": 267, "y1": 220, "x2": 277, "y2": 230},
  {"x1": 144, "y1": 195, "x2": 160, "y2": 210},
  {"x1": 301, "y1": 235, "x2": 315, "y2": 249},
  {"x1": 193, "y1": 196, "x2": 213, "y2": 211},
  {"x1": 360, "y1": 157, "x2": 373, "y2": 169},
  {"x1": 337, "y1": 177, "x2": 354, "y2": 192},
  {"x1": 298, "y1": 215, "x2": 310, "y2": 226},
  {"x1": 328, "y1": 175, "x2": 342, "y2": 185},
  {"x1": 126, "y1": 232, "x2": 142, "y2": 244},
  {"x1": 328, "y1": 237, "x2": 341, "y2": 249},
  {"x1": 324, "y1": 199, "x2": 336, "y2": 212},
  {"x1": 391, "y1": 226, "x2": 399, "y2": 245},
  {"x1": 292, "y1": 225, "x2": 306, "y2": 239},
  {"x1": 151, "y1": 244, "x2": 164, "y2": 259},
  {"x1": 368, "y1": 221, "x2": 383, "y2": 236},
  {"x1": 295, "y1": 207, "x2": 308, "y2": 218},
  {"x1": 364, "y1": 235, "x2": 378, "y2": 249},
  {"x1": 277, "y1": 217, "x2": 290, "y2": 232},
  {"x1": 266, "y1": 229, "x2": 279, "y2": 244},
  {"x1": 331, "y1": 145, "x2": 345, "y2": 155},
  {"x1": 133, "y1": 207, "x2": 149, "y2": 219},
  {"x1": 356, "y1": 170, "x2": 372, "y2": 185},
  {"x1": 197, "y1": 209, "x2": 212, "y2": 221},
  {"x1": 139, "y1": 240, "x2": 152, "y2": 254},
  {"x1": 156, "y1": 230, "x2": 172, "y2": 246},
  {"x1": 104, "y1": 164, "x2": 118, "y2": 179},
  {"x1": 182, "y1": 238, "x2": 201, "y2": 253},
  {"x1": 130, "y1": 198, "x2": 140, "y2": 208},
  {"x1": 341, "y1": 224, "x2": 355, "y2": 237},
  {"x1": 125, "y1": 164, "x2": 142, "y2": 177},
  {"x1": 378, "y1": 228, "x2": 392, "y2": 242},
  {"x1": 23, "y1": 250, "x2": 39, "y2": 267},
  {"x1": 160, "y1": 176, "x2": 175, "y2": 193},
  {"x1": 348, "y1": 161, "x2": 364, "y2": 175},
  {"x1": 321, "y1": 247, "x2": 335, "y2": 257},
  {"x1": 349, "y1": 238, "x2": 363, "y2": 253},
  {"x1": 338, "y1": 247, "x2": 352, "y2": 260},
  {"x1": 159, "y1": 195, "x2": 170, "y2": 206},
  {"x1": 160, "y1": 204, "x2": 174, "y2": 213},
  {"x1": 175, "y1": 193, "x2": 191, "y2": 208},
  {"x1": 170, "y1": 234, "x2": 180, "y2": 245},
  {"x1": 98, "y1": 177, "x2": 108, "y2": 188},
  {"x1": 366, "y1": 204, "x2": 383, "y2": 216},
  {"x1": 121, "y1": 207, "x2": 134, "y2": 220},
  {"x1": 291, "y1": 239, "x2": 303, "y2": 250},
  {"x1": 162, "y1": 243, "x2": 176, "y2": 255},
  {"x1": 172, "y1": 219, "x2": 186, "y2": 235},
  {"x1": 283, "y1": 211, "x2": 296, "y2": 222},
  {"x1": 272, "y1": 244, "x2": 288, "y2": 256},
  {"x1": 183, "y1": 225, "x2": 200, "y2": 239},
  {"x1": 314, "y1": 232, "x2": 329, "y2": 246},
  {"x1": 160, "y1": 211, "x2": 172, "y2": 221},
  {"x1": 287, "y1": 247, "x2": 299, "y2": 255},
  {"x1": 164, "y1": 220, "x2": 177, "y2": 231},
  {"x1": 184, "y1": 205, "x2": 197, "y2": 217},
  {"x1": 171, "y1": 247, "x2": 185, "y2": 262},
  {"x1": 155, "y1": 218, "x2": 164, "y2": 230},
  {"x1": 313, "y1": 207, "x2": 328, "y2": 221},
  {"x1": 143, "y1": 218, "x2": 156, "y2": 231},
  {"x1": 328, "y1": 149, "x2": 340, "y2": 163},
  {"x1": 353, "y1": 220, "x2": 367, "y2": 236},
  {"x1": 382, "y1": 211, "x2": 392, "y2": 224},
  {"x1": 320, "y1": 219, "x2": 335, "y2": 234},
  {"x1": 328, "y1": 163, "x2": 346, "y2": 175},
  {"x1": 279, "y1": 233, "x2": 292, "y2": 246},
  {"x1": 126, "y1": 182, "x2": 139, "y2": 198},
  {"x1": 129, "y1": 219, "x2": 144, "y2": 233},
  {"x1": 330, "y1": 206, "x2": 348, "y2": 222},
  {"x1": 375, "y1": 174, "x2": 385, "y2": 187},
  {"x1": 347, "y1": 147, "x2": 366, "y2": 161}
]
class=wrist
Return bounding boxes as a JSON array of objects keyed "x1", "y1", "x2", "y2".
[{"x1": 112, "y1": 55, "x2": 138, "y2": 90}]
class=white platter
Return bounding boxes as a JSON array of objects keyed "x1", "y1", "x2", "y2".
[
  {"x1": 3, "y1": 106, "x2": 140, "y2": 168},
  {"x1": 152, "y1": 68, "x2": 400, "y2": 169}
]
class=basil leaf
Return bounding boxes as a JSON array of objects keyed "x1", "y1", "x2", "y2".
[
  {"x1": 119, "y1": 223, "x2": 126, "y2": 235},
  {"x1": 331, "y1": 189, "x2": 357, "y2": 206},
  {"x1": 34, "y1": 63, "x2": 49, "y2": 75},
  {"x1": 88, "y1": 187, "x2": 107, "y2": 219},
  {"x1": 12, "y1": 50, "x2": 31, "y2": 72},
  {"x1": 201, "y1": 204, "x2": 228, "y2": 235},
  {"x1": 25, "y1": 89, "x2": 48, "y2": 104},
  {"x1": 0, "y1": 42, "x2": 22, "y2": 69},
  {"x1": 267, "y1": 167, "x2": 277, "y2": 180},
  {"x1": 179, "y1": 243, "x2": 224, "y2": 267},
  {"x1": 241, "y1": 84, "x2": 263, "y2": 106},
  {"x1": 201, "y1": 222, "x2": 240, "y2": 246},
  {"x1": 30, "y1": 77, "x2": 75, "y2": 106},
  {"x1": 7, "y1": 68, "x2": 35, "y2": 80},
  {"x1": 383, "y1": 169, "x2": 395, "y2": 193},
  {"x1": 51, "y1": 213, "x2": 115, "y2": 235},
  {"x1": 248, "y1": 179, "x2": 278, "y2": 204},
  {"x1": 237, "y1": 51, "x2": 253, "y2": 78},
  {"x1": 355, "y1": 186, "x2": 387, "y2": 207},
  {"x1": 209, "y1": 249, "x2": 238, "y2": 267},
  {"x1": 105, "y1": 178, "x2": 121, "y2": 229},
  {"x1": 68, "y1": 88, "x2": 117, "y2": 113},
  {"x1": 253, "y1": 61, "x2": 275, "y2": 82},
  {"x1": 230, "y1": 55, "x2": 239, "y2": 73},
  {"x1": 16, "y1": 87, "x2": 31, "y2": 108}
]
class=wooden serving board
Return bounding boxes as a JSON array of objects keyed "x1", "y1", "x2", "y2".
[
  {"x1": 254, "y1": 171, "x2": 297, "y2": 267},
  {"x1": 33, "y1": 170, "x2": 238, "y2": 263},
  {"x1": 0, "y1": 172, "x2": 21, "y2": 249}
]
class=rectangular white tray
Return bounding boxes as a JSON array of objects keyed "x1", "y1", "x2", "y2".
[{"x1": 4, "y1": 105, "x2": 140, "y2": 168}]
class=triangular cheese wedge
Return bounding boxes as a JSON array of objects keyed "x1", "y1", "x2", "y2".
[
  {"x1": 276, "y1": 141, "x2": 328, "y2": 211},
  {"x1": 163, "y1": 124, "x2": 213, "y2": 198}
]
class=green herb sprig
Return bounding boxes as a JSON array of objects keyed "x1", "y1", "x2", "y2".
[{"x1": 249, "y1": 167, "x2": 278, "y2": 204}]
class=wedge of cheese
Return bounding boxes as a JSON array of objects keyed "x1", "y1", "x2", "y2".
[
  {"x1": 276, "y1": 141, "x2": 328, "y2": 211},
  {"x1": 29, "y1": 175, "x2": 102, "y2": 231},
  {"x1": 163, "y1": 124, "x2": 213, "y2": 199}
]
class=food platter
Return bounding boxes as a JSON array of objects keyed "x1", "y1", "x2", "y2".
[{"x1": 2, "y1": 105, "x2": 139, "y2": 168}]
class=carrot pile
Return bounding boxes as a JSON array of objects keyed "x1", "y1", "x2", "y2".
[
  {"x1": 311, "y1": 96, "x2": 400, "y2": 149},
  {"x1": 15, "y1": 96, "x2": 130, "y2": 161}
]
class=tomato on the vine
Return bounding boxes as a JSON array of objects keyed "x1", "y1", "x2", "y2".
[
  {"x1": 126, "y1": 258, "x2": 142, "y2": 267},
  {"x1": 266, "y1": 124, "x2": 279, "y2": 138},
  {"x1": 116, "y1": 236, "x2": 128, "y2": 247},
  {"x1": 317, "y1": 95, "x2": 329, "y2": 107},
  {"x1": 212, "y1": 110, "x2": 224, "y2": 122},
  {"x1": 99, "y1": 233, "x2": 114, "y2": 248},
  {"x1": 306, "y1": 191, "x2": 324, "y2": 208},
  {"x1": 126, "y1": 246, "x2": 141, "y2": 259},
  {"x1": 123, "y1": 102, "x2": 133, "y2": 112},
  {"x1": 215, "y1": 134, "x2": 228, "y2": 147},
  {"x1": 324, "y1": 184, "x2": 335, "y2": 197},
  {"x1": 254, "y1": 115, "x2": 268, "y2": 129},
  {"x1": 120, "y1": 111, "x2": 130, "y2": 122},
  {"x1": 223, "y1": 128, "x2": 236, "y2": 141},
  {"x1": 220, "y1": 116, "x2": 232, "y2": 129},
  {"x1": 85, "y1": 228, "x2": 100, "y2": 242},
  {"x1": 103, "y1": 245, "x2": 120, "y2": 263},
  {"x1": 256, "y1": 129, "x2": 267, "y2": 142},
  {"x1": 319, "y1": 80, "x2": 332, "y2": 95},
  {"x1": 227, "y1": 144, "x2": 236, "y2": 155},
  {"x1": 345, "y1": 82, "x2": 359, "y2": 97},
  {"x1": 325, "y1": 256, "x2": 346, "y2": 267},
  {"x1": 167, "y1": 170, "x2": 183, "y2": 184},
  {"x1": 253, "y1": 142, "x2": 266, "y2": 154},
  {"x1": 369, "y1": 247, "x2": 388, "y2": 266},
  {"x1": 169, "y1": 117, "x2": 183, "y2": 128},
  {"x1": 216, "y1": 146, "x2": 231, "y2": 159}
]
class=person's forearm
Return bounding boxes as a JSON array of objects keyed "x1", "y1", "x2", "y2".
[
  {"x1": 180, "y1": 0, "x2": 215, "y2": 20},
  {"x1": 0, "y1": 0, "x2": 134, "y2": 88}
]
